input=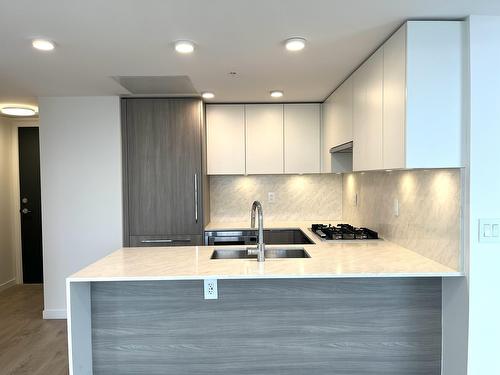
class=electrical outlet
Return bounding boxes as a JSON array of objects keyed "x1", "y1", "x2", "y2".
[
  {"x1": 204, "y1": 279, "x2": 218, "y2": 299},
  {"x1": 268, "y1": 192, "x2": 275, "y2": 203}
]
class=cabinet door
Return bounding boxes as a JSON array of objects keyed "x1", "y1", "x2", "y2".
[
  {"x1": 284, "y1": 103, "x2": 320, "y2": 174},
  {"x1": 353, "y1": 49, "x2": 384, "y2": 171},
  {"x1": 126, "y1": 98, "x2": 202, "y2": 236},
  {"x1": 245, "y1": 104, "x2": 284, "y2": 174},
  {"x1": 328, "y1": 77, "x2": 354, "y2": 148},
  {"x1": 352, "y1": 66, "x2": 365, "y2": 171},
  {"x1": 322, "y1": 77, "x2": 353, "y2": 173},
  {"x1": 321, "y1": 91, "x2": 335, "y2": 173},
  {"x1": 206, "y1": 105, "x2": 246, "y2": 175},
  {"x1": 383, "y1": 25, "x2": 406, "y2": 169},
  {"x1": 405, "y1": 21, "x2": 464, "y2": 168}
]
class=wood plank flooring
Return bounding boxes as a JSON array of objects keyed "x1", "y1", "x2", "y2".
[{"x1": 0, "y1": 285, "x2": 68, "y2": 375}]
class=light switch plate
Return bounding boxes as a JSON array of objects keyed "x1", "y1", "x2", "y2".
[{"x1": 479, "y1": 219, "x2": 500, "y2": 243}]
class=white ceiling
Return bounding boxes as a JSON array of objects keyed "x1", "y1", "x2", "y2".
[{"x1": 1, "y1": 0, "x2": 499, "y2": 107}]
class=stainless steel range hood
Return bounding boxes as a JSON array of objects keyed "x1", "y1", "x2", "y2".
[
  {"x1": 329, "y1": 141, "x2": 353, "y2": 154},
  {"x1": 329, "y1": 141, "x2": 353, "y2": 173}
]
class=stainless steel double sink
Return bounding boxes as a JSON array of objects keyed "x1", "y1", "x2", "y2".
[{"x1": 210, "y1": 247, "x2": 311, "y2": 260}]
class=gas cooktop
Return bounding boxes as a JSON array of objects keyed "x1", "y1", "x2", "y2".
[{"x1": 311, "y1": 224, "x2": 379, "y2": 241}]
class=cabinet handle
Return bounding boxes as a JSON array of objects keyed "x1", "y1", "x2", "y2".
[
  {"x1": 140, "y1": 239, "x2": 173, "y2": 243},
  {"x1": 194, "y1": 173, "x2": 198, "y2": 223},
  {"x1": 140, "y1": 239, "x2": 192, "y2": 244}
]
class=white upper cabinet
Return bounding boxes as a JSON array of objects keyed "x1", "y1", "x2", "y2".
[
  {"x1": 322, "y1": 76, "x2": 353, "y2": 173},
  {"x1": 353, "y1": 48, "x2": 384, "y2": 171},
  {"x1": 351, "y1": 20, "x2": 465, "y2": 172},
  {"x1": 284, "y1": 103, "x2": 320, "y2": 174},
  {"x1": 245, "y1": 104, "x2": 284, "y2": 174},
  {"x1": 206, "y1": 105, "x2": 246, "y2": 174},
  {"x1": 403, "y1": 21, "x2": 464, "y2": 169},
  {"x1": 382, "y1": 25, "x2": 406, "y2": 170},
  {"x1": 206, "y1": 103, "x2": 322, "y2": 175}
]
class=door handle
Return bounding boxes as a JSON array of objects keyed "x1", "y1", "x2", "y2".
[
  {"x1": 194, "y1": 173, "x2": 198, "y2": 223},
  {"x1": 21, "y1": 208, "x2": 31, "y2": 214}
]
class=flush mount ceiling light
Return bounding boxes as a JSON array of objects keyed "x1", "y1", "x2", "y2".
[
  {"x1": 32, "y1": 39, "x2": 55, "y2": 51},
  {"x1": 174, "y1": 40, "x2": 195, "y2": 54},
  {"x1": 201, "y1": 92, "x2": 215, "y2": 99},
  {"x1": 270, "y1": 90, "x2": 284, "y2": 98},
  {"x1": 285, "y1": 37, "x2": 306, "y2": 52},
  {"x1": 0, "y1": 105, "x2": 38, "y2": 117}
]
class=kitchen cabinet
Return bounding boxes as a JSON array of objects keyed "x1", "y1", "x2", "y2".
[
  {"x1": 353, "y1": 48, "x2": 384, "y2": 171},
  {"x1": 322, "y1": 76, "x2": 353, "y2": 173},
  {"x1": 206, "y1": 103, "x2": 321, "y2": 175},
  {"x1": 388, "y1": 21, "x2": 464, "y2": 169},
  {"x1": 350, "y1": 20, "x2": 464, "y2": 171},
  {"x1": 382, "y1": 25, "x2": 406, "y2": 169},
  {"x1": 206, "y1": 104, "x2": 245, "y2": 175},
  {"x1": 122, "y1": 98, "x2": 204, "y2": 246},
  {"x1": 284, "y1": 103, "x2": 320, "y2": 174},
  {"x1": 245, "y1": 104, "x2": 284, "y2": 174}
]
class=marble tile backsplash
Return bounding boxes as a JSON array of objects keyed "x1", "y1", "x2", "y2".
[
  {"x1": 210, "y1": 174, "x2": 343, "y2": 222},
  {"x1": 342, "y1": 169, "x2": 462, "y2": 270}
]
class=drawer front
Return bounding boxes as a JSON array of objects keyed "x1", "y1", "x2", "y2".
[{"x1": 129, "y1": 235, "x2": 203, "y2": 247}]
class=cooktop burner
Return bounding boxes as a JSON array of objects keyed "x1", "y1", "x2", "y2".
[{"x1": 311, "y1": 224, "x2": 378, "y2": 240}]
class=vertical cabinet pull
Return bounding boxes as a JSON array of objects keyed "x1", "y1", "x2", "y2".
[{"x1": 194, "y1": 173, "x2": 198, "y2": 223}]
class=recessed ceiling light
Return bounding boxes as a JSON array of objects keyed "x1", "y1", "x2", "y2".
[
  {"x1": 32, "y1": 39, "x2": 55, "y2": 51},
  {"x1": 270, "y1": 90, "x2": 284, "y2": 98},
  {"x1": 175, "y1": 40, "x2": 195, "y2": 54},
  {"x1": 285, "y1": 37, "x2": 306, "y2": 52},
  {"x1": 202, "y1": 92, "x2": 215, "y2": 99},
  {"x1": 0, "y1": 106, "x2": 37, "y2": 117}
]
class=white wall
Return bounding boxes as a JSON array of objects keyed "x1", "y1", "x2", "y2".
[
  {"x1": 0, "y1": 117, "x2": 16, "y2": 291},
  {"x1": 39, "y1": 96, "x2": 122, "y2": 318},
  {"x1": 467, "y1": 16, "x2": 500, "y2": 375}
]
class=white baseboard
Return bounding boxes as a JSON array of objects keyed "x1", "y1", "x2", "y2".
[
  {"x1": 43, "y1": 309, "x2": 67, "y2": 320},
  {"x1": 0, "y1": 279, "x2": 16, "y2": 292}
]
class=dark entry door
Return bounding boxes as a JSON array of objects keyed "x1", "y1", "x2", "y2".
[{"x1": 18, "y1": 127, "x2": 43, "y2": 284}]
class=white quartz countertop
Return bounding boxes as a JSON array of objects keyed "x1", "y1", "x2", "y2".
[{"x1": 68, "y1": 222, "x2": 463, "y2": 282}]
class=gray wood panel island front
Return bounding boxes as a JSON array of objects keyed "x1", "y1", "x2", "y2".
[{"x1": 90, "y1": 278, "x2": 441, "y2": 375}]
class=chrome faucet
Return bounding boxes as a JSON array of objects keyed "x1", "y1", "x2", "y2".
[{"x1": 248, "y1": 201, "x2": 265, "y2": 262}]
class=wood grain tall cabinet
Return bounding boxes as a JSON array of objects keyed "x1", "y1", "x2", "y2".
[{"x1": 121, "y1": 98, "x2": 206, "y2": 247}]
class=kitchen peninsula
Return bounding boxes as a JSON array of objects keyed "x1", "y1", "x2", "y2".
[{"x1": 67, "y1": 225, "x2": 462, "y2": 375}]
